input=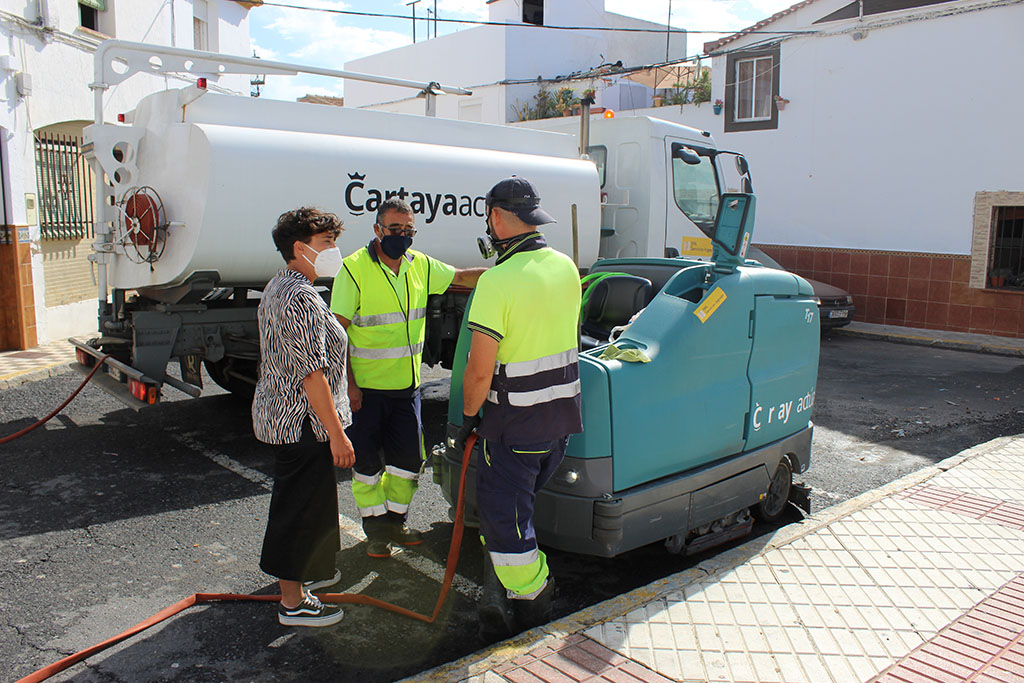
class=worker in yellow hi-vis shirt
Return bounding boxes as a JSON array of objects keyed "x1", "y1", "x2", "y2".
[
  {"x1": 332, "y1": 197, "x2": 484, "y2": 559},
  {"x1": 458, "y1": 176, "x2": 583, "y2": 638}
]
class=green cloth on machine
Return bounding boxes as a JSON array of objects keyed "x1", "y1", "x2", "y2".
[{"x1": 599, "y1": 344, "x2": 651, "y2": 363}]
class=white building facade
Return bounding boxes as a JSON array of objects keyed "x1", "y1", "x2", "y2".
[
  {"x1": 0, "y1": 0, "x2": 255, "y2": 350},
  {"x1": 343, "y1": 0, "x2": 686, "y2": 123},
  {"x1": 607, "y1": 0, "x2": 1024, "y2": 338}
]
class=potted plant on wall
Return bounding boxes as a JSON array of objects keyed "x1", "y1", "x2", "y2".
[
  {"x1": 774, "y1": 94, "x2": 790, "y2": 111},
  {"x1": 555, "y1": 87, "x2": 578, "y2": 116},
  {"x1": 713, "y1": 98, "x2": 723, "y2": 115}
]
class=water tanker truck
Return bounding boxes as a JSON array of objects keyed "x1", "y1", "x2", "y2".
[{"x1": 73, "y1": 43, "x2": 818, "y2": 556}]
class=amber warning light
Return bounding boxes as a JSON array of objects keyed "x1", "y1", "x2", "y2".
[
  {"x1": 604, "y1": 110, "x2": 615, "y2": 119},
  {"x1": 129, "y1": 378, "x2": 159, "y2": 405}
]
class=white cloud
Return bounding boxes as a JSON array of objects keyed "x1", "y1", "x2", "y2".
[
  {"x1": 259, "y1": 4, "x2": 411, "y2": 67},
  {"x1": 250, "y1": 38, "x2": 279, "y2": 62}
]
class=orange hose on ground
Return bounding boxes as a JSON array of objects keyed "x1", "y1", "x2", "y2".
[
  {"x1": 16, "y1": 434, "x2": 478, "y2": 683},
  {"x1": 0, "y1": 355, "x2": 112, "y2": 445}
]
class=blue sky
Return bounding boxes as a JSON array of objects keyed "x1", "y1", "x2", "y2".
[{"x1": 247, "y1": 0, "x2": 797, "y2": 101}]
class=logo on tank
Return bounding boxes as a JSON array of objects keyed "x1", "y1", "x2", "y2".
[{"x1": 344, "y1": 172, "x2": 487, "y2": 224}]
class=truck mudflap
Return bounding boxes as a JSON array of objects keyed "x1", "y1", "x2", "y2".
[{"x1": 436, "y1": 424, "x2": 813, "y2": 559}]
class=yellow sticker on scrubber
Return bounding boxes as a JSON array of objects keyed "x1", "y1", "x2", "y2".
[{"x1": 694, "y1": 287, "x2": 727, "y2": 323}]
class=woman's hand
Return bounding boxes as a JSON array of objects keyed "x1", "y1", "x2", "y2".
[{"x1": 330, "y1": 431, "x2": 356, "y2": 469}]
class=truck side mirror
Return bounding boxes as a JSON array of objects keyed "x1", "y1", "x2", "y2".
[
  {"x1": 671, "y1": 142, "x2": 702, "y2": 165},
  {"x1": 734, "y1": 155, "x2": 749, "y2": 176},
  {"x1": 711, "y1": 193, "x2": 756, "y2": 272}
]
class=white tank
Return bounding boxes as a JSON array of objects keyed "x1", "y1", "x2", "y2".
[{"x1": 86, "y1": 90, "x2": 601, "y2": 294}]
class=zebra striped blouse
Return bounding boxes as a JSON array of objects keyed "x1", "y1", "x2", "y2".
[{"x1": 252, "y1": 268, "x2": 351, "y2": 445}]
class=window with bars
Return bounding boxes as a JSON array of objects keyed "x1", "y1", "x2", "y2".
[
  {"x1": 988, "y1": 206, "x2": 1024, "y2": 290},
  {"x1": 33, "y1": 132, "x2": 95, "y2": 240}
]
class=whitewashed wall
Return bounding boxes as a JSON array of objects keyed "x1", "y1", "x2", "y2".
[
  {"x1": 0, "y1": 0, "x2": 252, "y2": 343},
  {"x1": 678, "y1": 0, "x2": 1024, "y2": 255}
]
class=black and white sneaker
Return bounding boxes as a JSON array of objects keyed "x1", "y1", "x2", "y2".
[
  {"x1": 302, "y1": 570, "x2": 341, "y2": 593},
  {"x1": 278, "y1": 591, "x2": 344, "y2": 627}
]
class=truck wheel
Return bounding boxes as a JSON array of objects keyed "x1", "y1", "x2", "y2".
[
  {"x1": 754, "y1": 459, "x2": 792, "y2": 522},
  {"x1": 204, "y1": 358, "x2": 257, "y2": 399}
]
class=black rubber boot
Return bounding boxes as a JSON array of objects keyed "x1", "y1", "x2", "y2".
[
  {"x1": 478, "y1": 550, "x2": 516, "y2": 641},
  {"x1": 363, "y1": 515, "x2": 392, "y2": 558},
  {"x1": 511, "y1": 578, "x2": 555, "y2": 632},
  {"x1": 386, "y1": 511, "x2": 423, "y2": 546}
]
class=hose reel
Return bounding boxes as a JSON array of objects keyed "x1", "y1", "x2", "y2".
[{"x1": 115, "y1": 186, "x2": 168, "y2": 264}]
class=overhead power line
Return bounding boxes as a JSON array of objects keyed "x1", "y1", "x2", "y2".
[{"x1": 258, "y1": 2, "x2": 815, "y2": 36}]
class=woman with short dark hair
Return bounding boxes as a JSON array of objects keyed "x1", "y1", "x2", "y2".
[{"x1": 253, "y1": 206, "x2": 354, "y2": 627}]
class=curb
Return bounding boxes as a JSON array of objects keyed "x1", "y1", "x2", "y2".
[
  {"x1": 0, "y1": 362, "x2": 73, "y2": 391},
  {"x1": 403, "y1": 435, "x2": 1018, "y2": 682},
  {"x1": 836, "y1": 326, "x2": 1024, "y2": 358}
]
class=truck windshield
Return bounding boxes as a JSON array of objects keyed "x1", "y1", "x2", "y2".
[{"x1": 672, "y1": 151, "x2": 720, "y2": 236}]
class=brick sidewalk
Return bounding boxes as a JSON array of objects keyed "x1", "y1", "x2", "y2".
[{"x1": 415, "y1": 436, "x2": 1024, "y2": 683}]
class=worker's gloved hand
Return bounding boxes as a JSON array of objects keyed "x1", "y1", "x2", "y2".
[{"x1": 454, "y1": 413, "x2": 482, "y2": 455}]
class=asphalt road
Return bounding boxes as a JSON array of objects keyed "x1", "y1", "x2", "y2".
[{"x1": 2, "y1": 334, "x2": 1023, "y2": 682}]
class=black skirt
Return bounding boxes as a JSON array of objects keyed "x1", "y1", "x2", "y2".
[{"x1": 259, "y1": 421, "x2": 341, "y2": 583}]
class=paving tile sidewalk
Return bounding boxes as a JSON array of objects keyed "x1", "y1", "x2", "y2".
[
  {"x1": 0, "y1": 337, "x2": 84, "y2": 390},
  {"x1": 409, "y1": 435, "x2": 1024, "y2": 683}
]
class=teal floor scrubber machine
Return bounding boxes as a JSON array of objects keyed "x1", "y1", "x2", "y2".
[{"x1": 436, "y1": 193, "x2": 819, "y2": 557}]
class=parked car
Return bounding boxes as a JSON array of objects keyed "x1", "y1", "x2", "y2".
[{"x1": 746, "y1": 247, "x2": 855, "y2": 330}]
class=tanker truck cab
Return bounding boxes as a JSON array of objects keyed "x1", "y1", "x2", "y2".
[
  {"x1": 519, "y1": 115, "x2": 754, "y2": 263},
  {"x1": 438, "y1": 192, "x2": 819, "y2": 558}
]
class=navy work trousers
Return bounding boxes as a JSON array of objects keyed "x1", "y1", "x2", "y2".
[{"x1": 476, "y1": 437, "x2": 567, "y2": 596}]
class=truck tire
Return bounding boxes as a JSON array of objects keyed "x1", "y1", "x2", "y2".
[
  {"x1": 754, "y1": 459, "x2": 792, "y2": 522},
  {"x1": 203, "y1": 358, "x2": 257, "y2": 399}
]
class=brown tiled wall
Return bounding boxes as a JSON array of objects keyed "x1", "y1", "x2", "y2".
[
  {"x1": 759, "y1": 245, "x2": 1024, "y2": 339},
  {"x1": 0, "y1": 226, "x2": 38, "y2": 351}
]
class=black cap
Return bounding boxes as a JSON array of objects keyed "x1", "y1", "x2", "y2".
[{"x1": 485, "y1": 176, "x2": 556, "y2": 226}]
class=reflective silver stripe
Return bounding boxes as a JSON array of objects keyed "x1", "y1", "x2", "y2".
[
  {"x1": 487, "y1": 390, "x2": 498, "y2": 403},
  {"x1": 508, "y1": 579, "x2": 548, "y2": 600},
  {"x1": 489, "y1": 548, "x2": 540, "y2": 567},
  {"x1": 353, "y1": 307, "x2": 426, "y2": 327},
  {"x1": 350, "y1": 342, "x2": 424, "y2": 360},
  {"x1": 507, "y1": 379, "x2": 581, "y2": 407},
  {"x1": 353, "y1": 471, "x2": 381, "y2": 486},
  {"x1": 358, "y1": 504, "x2": 388, "y2": 517},
  {"x1": 385, "y1": 501, "x2": 410, "y2": 514},
  {"x1": 385, "y1": 465, "x2": 419, "y2": 481},
  {"x1": 504, "y1": 348, "x2": 578, "y2": 378}
]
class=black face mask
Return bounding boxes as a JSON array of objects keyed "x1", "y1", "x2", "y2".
[
  {"x1": 478, "y1": 211, "x2": 519, "y2": 260},
  {"x1": 380, "y1": 234, "x2": 413, "y2": 259}
]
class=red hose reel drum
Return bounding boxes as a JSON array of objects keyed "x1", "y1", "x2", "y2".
[
  {"x1": 124, "y1": 191, "x2": 159, "y2": 247},
  {"x1": 117, "y1": 186, "x2": 167, "y2": 263}
]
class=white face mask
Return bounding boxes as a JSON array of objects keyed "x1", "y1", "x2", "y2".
[{"x1": 301, "y1": 243, "x2": 343, "y2": 278}]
